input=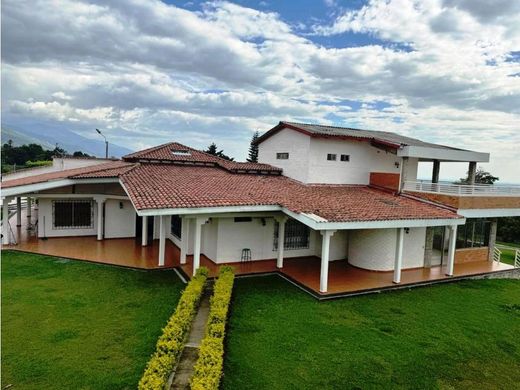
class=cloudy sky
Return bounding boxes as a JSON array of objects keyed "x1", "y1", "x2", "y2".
[{"x1": 2, "y1": 0, "x2": 520, "y2": 182}]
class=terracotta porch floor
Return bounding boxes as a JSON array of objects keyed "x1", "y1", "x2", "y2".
[{"x1": 2, "y1": 208, "x2": 515, "y2": 296}]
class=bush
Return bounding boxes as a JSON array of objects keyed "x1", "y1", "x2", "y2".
[
  {"x1": 138, "y1": 267, "x2": 208, "y2": 390},
  {"x1": 25, "y1": 160, "x2": 53, "y2": 168},
  {"x1": 190, "y1": 266, "x2": 235, "y2": 390}
]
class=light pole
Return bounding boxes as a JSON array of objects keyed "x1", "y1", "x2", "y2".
[{"x1": 95, "y1": 128, "x2": 108, "y2": 159}]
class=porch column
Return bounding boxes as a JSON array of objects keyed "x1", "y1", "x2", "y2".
[
  {"x1": 26, "y1": 197, "x2": 32, "y2": 218},
  {"x1": 158, "y1": 215, "x2": 166, "y2": 266},
  {"x1": 432, "y1": 160, "x2": 440, "y2": 183},
  {"x1": 180, "y1": 217, "x2": 190, "y2": 265},
  {"x1": 488, "y1": 219, "x2": 497, "y2": 262},
  {"x1": 393, "y1": 227, "x2": 405, "y2": 284},
  {"x1": 141, "y1": 215, "x2": 148, "y2": 246},
  {"x1": 2, "y1": 197, "x2": 12, "y2": 245},
  {"x1": 193, "y1": 217, "x2": 207, "y2": 276},
  {"x1": 96, "y1": 198, "x2": 105, "y2": 241},
  {"x1": 423, "y1": 227, "x2": 434, "y2": 268},
  {"x1": 468, "y1": 162, "x2": 477, "y2": 185},
  {"x1": 320, "y1": 230, "x2": 336, "y2": 293},
  {"x1": 399, "y1": 157, "x2": 409, "y2": 191},
  {"x1": 275, "y1": 216, "x2": 288, "y2": 268},
  {"x1": 16, "y1": 197, "x2": 22, "y2": 227},
  {"x1": 446, "y1": 225, "x2": 458, "y2": 276}
]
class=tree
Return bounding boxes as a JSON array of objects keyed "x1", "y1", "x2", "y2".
[
  {"x1": 205, "y1": 143, "x2": 234, "y2": 161},
  {"x1": 247, "y1": 131, "x2": 260, "y2": 163},
  {"x1": 456, "y1": 168, "x2": 499, "y2": 185},
  {"x1": 72, "y1": 151, "x2": 92, "y2": 158}
]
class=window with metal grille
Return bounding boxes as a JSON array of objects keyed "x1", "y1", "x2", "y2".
[
  {"x1": 171, "y1": 215, "x2": 182, "y2": 238},
  {"x1": 327, "y1": 153, "x2": 337, "y2": 161},
  {"x1": 276, "y1": 152, "x2": 289, "y2": 160},
  {"x1": 273, "y1": 219, "x2": 310, "y2": 250},
  {"x1": 340, "y1": 154, "x2": 350, "y2": 162},
  {"x1": 53, "y1": 200, "x2": 93, "y2": 229}
]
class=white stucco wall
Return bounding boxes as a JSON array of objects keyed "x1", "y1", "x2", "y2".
[
  {"x1": 348, "y1": 228, "x2": 426, "y2": 271},
  {"x1": 104, "y1": 199, "x2": 136, "y2": 238},
  {"x1": 307, "y1": 138, "x2": 402, "y2": 184},
  {"x1": 38, "y1": 198, "x2": 98, "y2": 238},
  {"x1": 257, "y1": 128, "x2": 311, "y2": 183},
  {"x1": 402, "y1": 157, "x2": 419, "y2": 182}
]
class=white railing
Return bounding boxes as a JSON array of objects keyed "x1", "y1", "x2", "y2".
[
  {"x1": 515, "y1": 249, "x2": 520, "y2": 269},
  {"x1": 403, "y1": 181, "x2": 520, "y2": 197},
  {"x1": 493, "y1": 247, "x2": 502, "y2": 263}
]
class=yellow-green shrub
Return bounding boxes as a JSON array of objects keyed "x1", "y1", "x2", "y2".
[
  {"x1": 138, "y1": 267, "x2": 208, "y2": 390},
  {"x1": 190, "y1": 266, "x2": 235, "y2": 390}
]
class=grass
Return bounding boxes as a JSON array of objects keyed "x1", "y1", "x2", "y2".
[
  {"x1": 1, "y1": 251, "x2": 184, "y2": 389},
  {"x1": 222, "y1": 276, "x2": 520, "y2": 390}
]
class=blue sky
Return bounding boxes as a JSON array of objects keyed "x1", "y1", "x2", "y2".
[{"x1": 2, "y1": 0, "x2": 520, "y2": 182}]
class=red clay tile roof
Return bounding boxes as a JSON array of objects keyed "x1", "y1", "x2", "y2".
[
  {"x1": 120, "y1": 163, "x2": 460, "y2": 222},
  {"x1": 123, "y1": 142, "x2": 282, "y2": 174},
  {"x1": 1, "y1": 161, "x2": 135, "y2": 188}
]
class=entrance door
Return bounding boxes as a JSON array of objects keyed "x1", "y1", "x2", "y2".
[
  {"x1": 135, "y1": 215, "x2": 154, "y2": 243},
  {"x1": 431, "y1": 226, "x2": 447, "y2": 266}
]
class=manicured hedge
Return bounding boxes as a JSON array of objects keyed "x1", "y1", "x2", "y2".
[
  {"x1": 138, "y1": 267, "x2": 209, "y2": 390},
  {"x1": 191, "y1": 266, "x2": 235, "y2": 390}
]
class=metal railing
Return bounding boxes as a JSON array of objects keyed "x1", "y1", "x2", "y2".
[
  {"x1": 493, "y1": 247, "x2": 502, "y2": 263},
  {"x1": 403, "y1": 181, "x2": 520, "y2": 197},
  {"x1": 515, "y1": 250, "x2": 520, "y2": 269}
]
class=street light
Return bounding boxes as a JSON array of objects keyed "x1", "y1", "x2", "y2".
[{"x1": 95, "y1": 128, "x2": 109, "y2": 159}]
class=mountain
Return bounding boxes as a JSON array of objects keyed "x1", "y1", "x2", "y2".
[{"x1": 1, "y1": 124, "x2": 133, "y2": 158}]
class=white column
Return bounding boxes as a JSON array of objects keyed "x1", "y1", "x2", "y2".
[
  {"x1": 320, "y1": 230, "x2": 336, "y2": 293},
  {"x1": 16, "y1": 197, "x2": 22, "y2": 226},
  {"x1": 446, "y1": 225, "x2": 458, "y2": 276},
  {"x1": 180, "y1": 217, "x2": 190, "y2": 264},
  {"x1": 158, "y1": 215, "x2": 166, "y2": 266},
  {"x1": 26, "y1": 197, "x2": 32, "y2": 218},
  {"x1": 141, "y1": 215, "x2": 148, "y2": 246},
  {"x1": 2, "y1": 197, "x2": 12, "y2": 245},
  {"x1": 96, "y1": 198, "x2": 105, "y2": 241},
  {"x1": 275, "y1": 216, "x2": 287, "y2": 268},
  {"x1": 192, "y1": 217, "x2": 206, "y2": 276},
  {"x1": 393, "y1": 227, "x2": 405, "y2": 284}
]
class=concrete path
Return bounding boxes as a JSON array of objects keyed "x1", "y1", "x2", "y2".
[{"x1": 169, "y1": 285, "x2": 212, "y2": 389}]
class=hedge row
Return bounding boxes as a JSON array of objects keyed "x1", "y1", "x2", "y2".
[
  {"x1": 138, "y1": 267, "x2": 209, "y2": 390},
  {"x1": 190, "y1": 266, "x2": 235, "y2": 390}
]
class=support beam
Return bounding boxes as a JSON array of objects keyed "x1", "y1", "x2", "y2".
[
  {"x1": 468, "y1": 161, "x2": 477, "y2": 185},
  {"x1": 393, "y1": 227, "x2": 405, "y2": 283},
  {"x1": 180, "y1": 217, "x2": 190, "y2": 264},
  {"x1": 16, "y1": 197, "x2": 22, "y2": 227},
  {"x1": 192, "y1": 217, "x2": 207, "y2": 276},
  {"x1": 158, "y1": 215, "x2": 166, "y2": 266},
  {"x1": 96, "y1": 198, "x2": 105, "y2": 241},
  {"x1": 446, "y1": 225, "x2": 458, "y2": 276},
  {"x1": 488, "y1": 219, "x2": 497, "y2": 262},
  {"x1": 141, "y1": 215, "x2": 148, "y2": 246},
  {"x1": 432, "y1": 160, "x2": 440, "y2": 183},
  {"x1": 320, "y1": 230, "x2": 336, "y2": 293},
  {"x1": 26, "y1": 197, "x2": 32, "y2": 218},
  {"x1": 275, "y1": 216, "x2": 288, "y2": 268},
  {"x1": 2, "y1": 197, "x2": 12, "y2": 245}
]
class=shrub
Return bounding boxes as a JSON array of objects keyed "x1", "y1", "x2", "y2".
[
  {"x1": 190, "y1": 266, "x2": 235, "y2": 390},
  {"x1": 138, "y1": 267, "x2": 208, "y2": 390},
  {"x1": 25, "y1": 160, "x2": 52, "y2": 167}
]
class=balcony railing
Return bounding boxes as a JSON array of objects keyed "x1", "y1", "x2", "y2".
[{"x1": 403, "y1": 181, "x2": 520, "y2": 197}]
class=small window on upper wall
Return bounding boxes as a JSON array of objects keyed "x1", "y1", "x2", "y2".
[
  {"x1": 234, "y1": 217, "x2": 252, "y2": 223},
  {"x1": 327, "y1": 153, "x2": 337, "y2": 161},
  {"x1": 340, "y1": 154, "x2": 350, "y2": 162},
  {"x1": 276, "y1": 152, "x2": 289, "y2": 160}
]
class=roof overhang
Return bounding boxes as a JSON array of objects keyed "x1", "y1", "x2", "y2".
[
  {"x1": 1, "y1": 178, "x2": 120, "y2": 198},
  {"x1": 398, "y1": 145, "x2": 489, "y2": 162},
  {"x1": 457, "y1": 208, "x2": 520, "y2": 218}
]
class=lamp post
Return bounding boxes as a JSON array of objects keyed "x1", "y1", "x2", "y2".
[{"x1": 95, "y1": 128, "x2": 108, "y2": 159}]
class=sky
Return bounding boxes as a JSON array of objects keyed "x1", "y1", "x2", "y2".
[{"x1": 2, "y1": 0, "x2": 520, "y2": 182}]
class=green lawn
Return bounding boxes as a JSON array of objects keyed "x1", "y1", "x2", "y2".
[
  {"x1": 1, "y1": 251, "x2": 184, "y2": 389},
  {"x1": 223, "y1": 276, "x2": 520, "y2": 390}
]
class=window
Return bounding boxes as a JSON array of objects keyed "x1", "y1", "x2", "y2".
[
  {"x1": 276, "y1": 152, "x2": 289, "y2": 160},
  {"x1": 171, "y1": 215, "x2": 182, "y2": 238},
  {"x1": 340, "y1": 154, "x2": 350, "y2": 162},
  {"x1": 171, "y1": 149, "x2": 191, "y2": 156},
  {"x1": 234, "y1": 217, "x2": 252, "y2": 223},
  {"x1": 273, "y1": 219, "x2": 310, "y2": 250},
  {"x1": 53, "y1": 200, "x2": 93, "y2": 229},
  {"x1": 327, "y1": 153, "x2": 337, "y2": 161},
  {"x1": 456, "y1": 218, "x2": 490, "y2": 249}
]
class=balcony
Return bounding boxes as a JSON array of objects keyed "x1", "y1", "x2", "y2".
[{"x1": 403, "y1": 181, "x2": 520, "y2": 215}]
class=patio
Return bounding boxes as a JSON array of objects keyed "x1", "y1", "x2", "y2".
[{"x1": 2, "y1": 208, "x2": 514, "y2": 297}]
